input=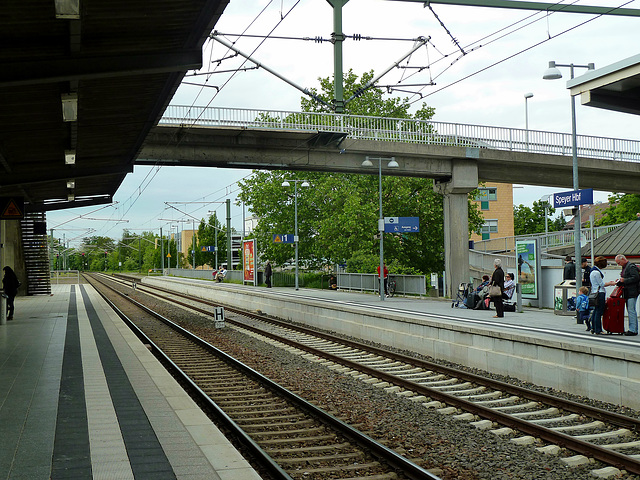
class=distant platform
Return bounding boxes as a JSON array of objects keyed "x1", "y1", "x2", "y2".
[{"x1": 143, "y1": 275, "x2": 640, "y2": 411}]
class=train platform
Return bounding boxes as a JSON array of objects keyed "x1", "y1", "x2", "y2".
[
  {"x1": 0, "y1": 284, "x2": 261, "y2": 480},
  {"x1": 141, "y1": 275, "x2": 640, "y2": 411}
]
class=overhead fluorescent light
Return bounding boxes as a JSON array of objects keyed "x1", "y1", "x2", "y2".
[
  {"x1": 61, "y1": 93, "x2": 78, "y2": 121},
  {"x1": 65, "y1": 150, "x2": 76, "y2": 165},
  {"x1": 55, "y1": 0, "x2": 80, "y2": 19}
]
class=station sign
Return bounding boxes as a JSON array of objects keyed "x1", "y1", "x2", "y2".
[
  {"x1": 273, "y1": 234, "x2": 295, "y2": 244},
  {"x1": 201, "y1": 246, "x2": 216, "y2": 252},
  {"x1": 552, "y1": 189, "x2": 593, "y2": 209},
  {"x1": 384, "y1": 216, "x2": 420, "y2": 233}
]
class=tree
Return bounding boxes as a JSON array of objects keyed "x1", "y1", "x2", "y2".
[
  {"x1": 513, "y1": 201, "x2": 564, "y2": 236},
  {"x1": 597, "y1": 193, "x2": 640, "y2": 225},
  {"x1": 238, "y1": 71, "x2": 483, "y2": 275},
  {"x1": 194, "y1": 213, "x2": 231, "y2": 269}
]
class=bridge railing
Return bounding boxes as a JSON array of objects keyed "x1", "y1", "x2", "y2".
[
  {"x1": 472, "y1": 223, "x2": 622, "y2": 253},
  {"x1": 162, "y1": 105, "x2": 640, "y2": 162}
]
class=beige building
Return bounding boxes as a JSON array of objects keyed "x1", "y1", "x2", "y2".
[{"x1": 470, "y1": 182, "x2": 515, "y2": 250}]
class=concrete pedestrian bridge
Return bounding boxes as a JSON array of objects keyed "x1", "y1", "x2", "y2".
[
  {"x1": 137, "y1": 105, "x2": 640, "y2": 296},
  {"x1": 140, "y1": 105, "x2": 640, "y2": 192}
]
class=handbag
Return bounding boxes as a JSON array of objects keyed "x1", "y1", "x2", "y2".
[
  {"x1": 488, "y1": 284, "x2": 501, "y2": 297},
  {"x1": 588, "y1": 289, "x2": 598, "y2": 307}
]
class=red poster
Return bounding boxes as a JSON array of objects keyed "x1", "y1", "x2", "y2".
[{"x1": 243, "y1": 239, "x2": 256, "y2": 285}]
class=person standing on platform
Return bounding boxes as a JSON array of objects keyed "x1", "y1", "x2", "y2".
[
  {"x1": 605, "y1": 254, "x2": 639, "y2": 336},
  {"x1": 2, "y1": 266, "x2": 19, "y2": 321},
  {"x1": 589, "y1": 256, "x2": 608, "y2": 335},
  {"x1": 377, "y1": 263, "x2": 389, "y2": 297},
  {"x1": 581, "y1": 258, "x2": 591, "y2": 288},
  {"x1": 490, "y1": 259, "x2": 505, "y2": 318},
  {"x1": 576, "y1": 286, "x2": 592, "y2": 331},
  {"x1": 563, "y1": 256, "x2": 576, "y2": 281},
  {"x1": 264, "y1": 260, "x2": 272, "y2": 288}
]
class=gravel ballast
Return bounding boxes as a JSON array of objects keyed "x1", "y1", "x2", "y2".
[{"x1": 124, "y1": 285, "x2": 640, "y2": 480}]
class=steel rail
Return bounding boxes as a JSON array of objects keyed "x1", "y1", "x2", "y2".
[
  {"x1": 85, "y1": 275, "x2": 294, "y2": 480},
  {"x1": 91, "y1": 273, "x2": 440, "y2": 480},
  {"x1": 117, "y1": 275, "x2": 640, "y2": 474}
]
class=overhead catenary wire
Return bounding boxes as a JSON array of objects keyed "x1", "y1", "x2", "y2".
[{"x1": 404, "y1": 0, "x2": 636, "y2": 106}]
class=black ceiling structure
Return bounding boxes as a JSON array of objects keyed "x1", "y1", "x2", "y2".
[{"x1": 0, "y1": 0, "x2": 229, "y2": 212}]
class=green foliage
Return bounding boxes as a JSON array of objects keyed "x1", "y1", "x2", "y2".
[
  {"x1": 194, "y1": 214, "x2": 232, "y2": 269},
  {"x1": 513, "y1": 200, "x2": 564, "y2": 236},
  {"x1": 597, "y1": 194, "x2": 640, "y2": 225},
  {"x1": 237, "y1": 71, "x2": 483, "y2": 276},
  {"x1": 300, "y1": 69, "x2": 435, "y2": 121}
]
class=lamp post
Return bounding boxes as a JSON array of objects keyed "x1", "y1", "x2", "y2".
[
  {"x1": 524, "y1": 92, "x2": 533, "y2": 151},
  {"x1": 362, "y1": 155, "x2": 399, "y2": 301},
  {"x1": 543, "y1": 61, "x2": 595, "y2": 291},
  {"x1": 540, "y1": 194, "x2": 550, "y2": 251},
  {"x1": 281, "y1": 179, "x2": 310, "y2": 290}
]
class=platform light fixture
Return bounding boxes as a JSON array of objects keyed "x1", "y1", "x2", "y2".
[
  {"x1": 64, "y1": 149, "x2": 76, "y2": 165},
  {"x1": 66, "y1": 179, "x2": 75, "y2": 189},
  {"x1": 362, "y1": 156, "x2": 399, "y2": 301},
  {"x1": 524, "y1": 92, "x2": 533, "y2": 151},
  {"x1": 281, "y1": 179, "x2": 310, "y2": 290},
  {"x1": 55, "y1": 0, "x2": 80, "y2": 19},
  {"x1": 543, "y1": 60, "x2": 595, "y2": 291},
  {"x1": 61, "y1": 93, "x2": 78, "y2": 122}
]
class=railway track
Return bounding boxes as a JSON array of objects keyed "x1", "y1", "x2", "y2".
[
  {"x1": 86, "y1": 273, "x2": 439, "y2": 480},
  {"x1": 108, "y1": 273, "x2": 640, "y2": 477}
]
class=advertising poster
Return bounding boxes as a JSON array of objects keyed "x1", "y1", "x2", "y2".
[
  {"x1": 515, "y1": 239, "x2": 539, "y2": 299},
  {"x1": 243, "y1": 239, "x2": 256, "y2": 285}
]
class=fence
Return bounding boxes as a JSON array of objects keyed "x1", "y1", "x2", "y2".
[
  {"x1": 337, "y1": 273, "x2": 427, "y2": 296},
  {"x1": 162, "y1": 105, "x2": 640, "y2": 162},
  {"x1": 473, "y1": 223, "x2": 623, "y2": 253},
  {"x1": 51, "y1": 270, "x2": 81, "y2": 284}
]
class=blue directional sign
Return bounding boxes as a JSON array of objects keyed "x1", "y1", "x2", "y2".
[
  {"x1": 552, "y1": 188, "x2": 594, "y2": 209},
  {"x1": 201, "y1": 246, "x2": 216, "y2": 252},
  {"x1": 273, "y1": 234, "x2": 295, "y2": 244},
  {"x1": 384, "y1": 216, "x2": 420, "y2": 233}
]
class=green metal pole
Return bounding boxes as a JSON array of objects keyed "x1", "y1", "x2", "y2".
[
  {"x1": 327, "y1": 0, "x2": 349, "y2": 113},
  {"x1": 226, "y1": 199, "x2": 232, "y2": 269}
]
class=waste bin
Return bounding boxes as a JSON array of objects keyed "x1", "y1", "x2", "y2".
[{"x1": 554, "y1": 280, "x2": 577, "y2": 316}]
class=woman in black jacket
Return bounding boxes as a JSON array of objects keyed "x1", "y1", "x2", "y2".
[
  {"x1": 490, "y1": 259, "x2": 505, "y2": 318},
  {"x1": 2, "y1": 266, "x2": 19, "y2": 320}
]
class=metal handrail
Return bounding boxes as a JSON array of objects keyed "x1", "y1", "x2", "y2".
[
  {"x1": 473, "y1": 223, "x2": 623, "y2": 253},
  {"x1": 161, "y1": 105, "x2": 640, "y2": 162}
]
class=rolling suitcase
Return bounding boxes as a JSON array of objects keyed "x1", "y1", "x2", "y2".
[{"x1": 603, "y1": 286, "x2": 625, "y2": 334}]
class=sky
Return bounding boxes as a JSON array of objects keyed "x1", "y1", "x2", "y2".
[{"x1": 47, "y1": 0, "x2": 640, "y2": 246}]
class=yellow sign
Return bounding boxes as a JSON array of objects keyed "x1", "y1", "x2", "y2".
[
  {"x1": 166, "y1": 253, "x2": 171, "y2": 258},
  {"x1": 273, "y1": 234, "x2": 282, "y2": 243}
]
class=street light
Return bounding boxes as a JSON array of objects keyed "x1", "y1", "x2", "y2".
[
  {"x1": 281, "y1": 179, "x2": 310, "y2": 290},
  {"x1": 362, "y1": 155, "x2": 399, "y2": 301},
  {"x1": 543, "y1": 60, "x2": 595, "y2": 291},
  {"x1": 524, "y1": 92, "x2": 533, "y2": 151},
  {"x1": 540, "y1": 194, "x2": 550, "y2": 251}
]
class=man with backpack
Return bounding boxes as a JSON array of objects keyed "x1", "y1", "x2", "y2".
[{"x1": 605, "y1": 254, "x2": 639, "y2": 336}]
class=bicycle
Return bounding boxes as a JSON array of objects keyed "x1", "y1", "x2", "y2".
[{"x1": 387, "y1": 276, "x2": 396, "y2": 298}]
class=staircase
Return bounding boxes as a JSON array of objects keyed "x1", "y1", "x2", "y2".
[{"x1": 20, "y1": 212, "x2": 51, "y2": 295}]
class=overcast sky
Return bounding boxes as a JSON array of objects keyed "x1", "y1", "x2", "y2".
[{"x1": 47, "y1": 0, "x2": 640, "y2": 245}]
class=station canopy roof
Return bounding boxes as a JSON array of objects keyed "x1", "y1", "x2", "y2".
[
  {"x1": 568, "y1": 54, "x2": 640, "y2": 118},
  {"x1": 0, "y1": 0, "x2": 228, "y2": 213}
]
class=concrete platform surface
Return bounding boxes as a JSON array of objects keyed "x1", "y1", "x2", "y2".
[{"x1": 0, "y1": 284, "x2": 260, "y2": 480}]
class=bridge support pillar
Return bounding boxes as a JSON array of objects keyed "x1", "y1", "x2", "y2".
[{"x1": 434, "y1": 157, "x2": 478, "y2": 299}]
